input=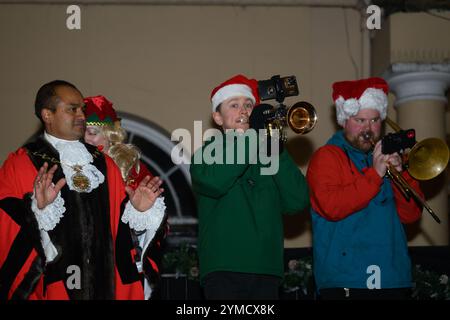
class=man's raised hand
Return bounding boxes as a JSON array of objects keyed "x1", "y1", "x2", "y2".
[
  {"x1": 126, "y1": 176, "x2": 164, "y2": 212},
  {"x1": 34, "y1": 162, "x2": 66, "y2": 209}
]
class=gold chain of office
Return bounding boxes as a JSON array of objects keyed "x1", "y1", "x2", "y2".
[{"x1": 28, "y1": 150, "x2": 101, "y2": 192}]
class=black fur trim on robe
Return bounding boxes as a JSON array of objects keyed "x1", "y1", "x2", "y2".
[
  {"x1": 115, "y1": 199, "x2": 141, "y2": 284},
  {"x1": 0, "y1": 194, "x2": 45, "y2": 300}
]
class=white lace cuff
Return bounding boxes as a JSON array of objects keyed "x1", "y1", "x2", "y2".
[
  {"x1": 40, "y1": 230, "x2": 59, "y2": 264},
  {"x1": 121, "y1": 197, "x2": 166, "y2": 232},
  {"x1": 31, "y1": 192, "x2": 66, "y2": 231}
]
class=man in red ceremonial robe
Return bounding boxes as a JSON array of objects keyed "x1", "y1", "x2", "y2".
[{"x1": 0, "y1": 80, "x2": 166, "y2": 300}]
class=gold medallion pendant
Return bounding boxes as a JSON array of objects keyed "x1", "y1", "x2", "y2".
[{"x1": 71, "y1": 165, "x2": 90, "y2": 192}]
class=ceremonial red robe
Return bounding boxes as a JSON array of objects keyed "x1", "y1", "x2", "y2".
[{"x1": 0, "y1": 137, "x2": 148, "y2": 300}]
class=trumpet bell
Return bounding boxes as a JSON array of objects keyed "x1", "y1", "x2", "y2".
[
  {"x1": 287, "y1": 101, "x2": 318, "y2": 134},
  {"x1": 408, "y1": 138, "x2": 449, "y2": 180}
]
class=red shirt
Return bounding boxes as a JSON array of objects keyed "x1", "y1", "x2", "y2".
[{"x1": 306, "y1": 145, "x2": 423, "y2": 223}]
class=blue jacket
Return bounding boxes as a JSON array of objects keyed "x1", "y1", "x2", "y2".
[{"x1": 310, "y1": 131, "x2": 413, "y2": 290}]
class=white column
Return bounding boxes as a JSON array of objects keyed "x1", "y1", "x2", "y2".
[{"x1": 385, "y1": 63, "x2": 450, "y2": 246}]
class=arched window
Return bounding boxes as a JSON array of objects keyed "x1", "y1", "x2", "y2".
[{"x1": 118, "y1": 112, "x2": 197, "y2": 244}]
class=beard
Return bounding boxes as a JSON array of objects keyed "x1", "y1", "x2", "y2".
[{"x1": 345, "y1": 130, "x2": 380, "y2": 153}]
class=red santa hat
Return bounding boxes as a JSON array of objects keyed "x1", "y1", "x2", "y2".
[
  {"x1": 210, "y1": 74, "x2": 260, "y2": 112},
  {"x1": 332, "y1": 77, "x2": 388, "y2": 126},
  {"x1": 84, "y1": 95, "x2": 120, "y2": 126}
]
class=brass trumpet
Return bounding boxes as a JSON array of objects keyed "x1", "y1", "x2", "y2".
[
  {"x1": 263, "y1": 101, "x2": 318, "y2": 141},
  {"x1": 363, "y1": 117, "x2": 449, "y2": 224}
]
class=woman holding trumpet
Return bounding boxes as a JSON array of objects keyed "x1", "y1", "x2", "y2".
[{"x1": 306, "y1": 77, "x2": 423, "y2": 300}]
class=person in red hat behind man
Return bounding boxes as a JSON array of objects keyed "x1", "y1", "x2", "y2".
[
  {"x1": 84, "y1": 95, "x2": 153, "y2": 188},
  {"x1": 306, "y1": 77, "x2": 423, "y2": 300},
  {"x1": 83, "y1": 95, "x2": 168, "y2": 299},
  {"x1": 190, "y1": 74, "x2": 309, "y2": 300}
]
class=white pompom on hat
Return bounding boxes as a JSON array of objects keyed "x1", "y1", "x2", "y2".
[
  {"x1": 332, "y1": 77, "x2": 389, "y2": 126},
  {"x1": 210, "y1": 74, "x2": 260, "y2": 112}
]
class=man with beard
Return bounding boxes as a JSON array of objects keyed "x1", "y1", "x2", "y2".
[
  {"x1": 306, "y1": 77, "x2": 423, "y2": 300},
  {"x1": 0, "y1": 80, "x2": 165, "y2": 299}
]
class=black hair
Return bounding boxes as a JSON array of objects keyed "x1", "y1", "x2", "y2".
[{"x1": 34, "y1": 80, "x2": 80, "y2": 122}]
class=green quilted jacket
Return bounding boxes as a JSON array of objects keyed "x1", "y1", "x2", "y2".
[{"x1": 190, "y1": 134, "x2": 309, "y2": 283}]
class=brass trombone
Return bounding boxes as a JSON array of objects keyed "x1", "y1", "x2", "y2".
[
  {"x1": 364, "y1": 118, "x2": 449, "y2": 224},
  {"x1": 264, "y1": 101, "x2": 318, "y2": 141}
]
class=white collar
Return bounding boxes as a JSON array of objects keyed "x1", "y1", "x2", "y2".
[
  {"x1": 43, "y1": 131, "x2": 105, "y2": 193},
  {"x1": 44, "y1": 132, "x2": 81, "y2": 149},
  {"x1": 44, "y1": 132, "x2": 91, "y2": 165}
]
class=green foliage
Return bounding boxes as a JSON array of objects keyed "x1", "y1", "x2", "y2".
[
  {"x1": 161, "y1": 243, "x2": 199, "y2": 280},
  {"x1": 412, "y1": 265, "x2": 450, "y2": 300},
  {"x1": 161, "y1": 247, "x2": 450, "y2": 300},
  {"x1": 281, "y1": 256, "x2": 314, "y2": 296},
  {"x1": 282, "y1": 257, "x2": 450, "y2": 300}
]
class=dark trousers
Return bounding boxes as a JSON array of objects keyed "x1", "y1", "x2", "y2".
[
  {"x1": 319, "y1": 287, "x2": 411, "y2": 300},
  {"x1": 203, "y1": 271, "x2": 280, "y2": 300}
]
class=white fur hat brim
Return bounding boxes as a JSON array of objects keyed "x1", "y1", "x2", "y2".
[
  {"x1": 335, "y1": 87, "x2": 387, "y2": 126},
  {"x1": 211, "y1": 84, "x2": 255, "y2": 112}
]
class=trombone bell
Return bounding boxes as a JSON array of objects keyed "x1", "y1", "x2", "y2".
[
  {"x1": 407, "y1": 138, "x2": 450, "y2": 181},
  {"x1": 382, "y1": 116, "x2": 449, "y2": 224},
  {"x1": 287, "y1": 101, "x2": 318, "y2": 134}
]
